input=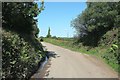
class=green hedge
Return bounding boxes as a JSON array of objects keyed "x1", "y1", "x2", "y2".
[
  {"x1": 2, "y1": 30, "x2": 44, "y2": 79},
  {"x1": 102, "y1": 43, "x2": 119, "y2": 72}
]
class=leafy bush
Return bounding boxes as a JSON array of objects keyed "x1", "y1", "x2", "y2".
[
  {"x1": 99, "y1": 28, "x2": 118, "y2": 46},
  {"x1": 71, "y1": 2, "x2": 119, "y2": 47},
  {"x1": 2, "y1": 30, "x2": 44, "y2": 79},
  {"x1": 102, "y1": 43, "x2": 119, "y2": 71},
  {"x1": 52, "y1": 36, "x2": 57, "y2": 39}
]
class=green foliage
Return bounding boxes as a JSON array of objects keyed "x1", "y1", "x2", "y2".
[
  {"x1": 2, "y1": 30, "x2": 44, "y2": 79},
  {"x1": 2, "y1": 2, "x2": 44, "y2": 36},
  {"x1": 52, "y1": 36, "x2": 57, "y2": 39},
  {"x1": 71, "y1": 2, "x2": 119, "y2": 47},
  {"x1": 98, "y1": 28, "x2": 118, "y2": 46},
  {"x1": 46, "y1": 27, "x2": 51, "y2": 38},
  {"x1": 102, "y1": 43, "x2": 119, "y2": 71},
  {"x1": 2, "y1": 2, "x2": 45, "y2": 79}
]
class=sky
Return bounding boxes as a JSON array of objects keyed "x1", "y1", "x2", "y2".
[{"x1": 37, "y1": 2, "x2": 87, "y2": 37}]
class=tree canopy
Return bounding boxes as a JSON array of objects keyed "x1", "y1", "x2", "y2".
[
  {"x1": 2, "y1": 2, "x2": 44, "y2": 37},
  {"x1": 71, "y1": 2, "x2": 120, "y2": 47}
]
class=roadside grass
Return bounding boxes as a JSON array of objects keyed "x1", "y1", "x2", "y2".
[
  {"x1": 43, "y1": 38, "x2": 102, "y2": 55},
  {"x1": 43, "y1": 38, "x2": 119, "y2": 73}
]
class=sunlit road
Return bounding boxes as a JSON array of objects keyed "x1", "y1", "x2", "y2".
[{"x1": 41, "y1": 42, "x2": 118, "y2": 78}]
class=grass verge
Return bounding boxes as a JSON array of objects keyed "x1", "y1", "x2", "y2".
[{"x1": 43, "y1": 38, "x2": 119, "y2": 73}]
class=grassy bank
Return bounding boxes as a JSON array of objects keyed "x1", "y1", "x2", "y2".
[
  {"x1": 43, "y1": 38, "x2": 106, "y2": 55},
  {"x1": 2, "y1": 30, "x2": 46, "y2": 79},
  {"x1": 43, "y1": 38, "x2": 119, "y2": 73}
]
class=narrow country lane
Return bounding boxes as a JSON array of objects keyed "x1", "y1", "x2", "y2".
[{"x1": 36, "y1": 42, "x2": 118, "y2": 78}]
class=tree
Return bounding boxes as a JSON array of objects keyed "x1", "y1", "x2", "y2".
[
  {"x1": 2, "y1": 2, "x2": 44, "y2": 37},
  {"x1": 46, "y1": 27, "x2": 51, "y2": 38},
  {"x1": 71, "y1": 2, "x2": 119, "y2": 47}
]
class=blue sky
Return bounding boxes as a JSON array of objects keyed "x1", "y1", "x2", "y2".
[{"x1": 37, "y1": 2, "x2": 87, "y2": 37}]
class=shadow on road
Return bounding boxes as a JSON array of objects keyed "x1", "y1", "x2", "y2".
[
  {"x1": 30, "y1": 51, "x2": 60, "y2": 79},
  {"x1": 47, "y1": 51, "x2": 60, "y2": 59}
]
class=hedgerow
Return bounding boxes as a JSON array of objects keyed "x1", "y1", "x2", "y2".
[{"x1": 2, "y1": 30, "x2": 44, "y2": 79}]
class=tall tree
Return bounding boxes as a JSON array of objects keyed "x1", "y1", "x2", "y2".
[
  {"x1": 71, "y1": 2, "x2": 119, "y2": 47},
  {"x1": 46, "y1": 27, "x2": 51, "y2": 38}
]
